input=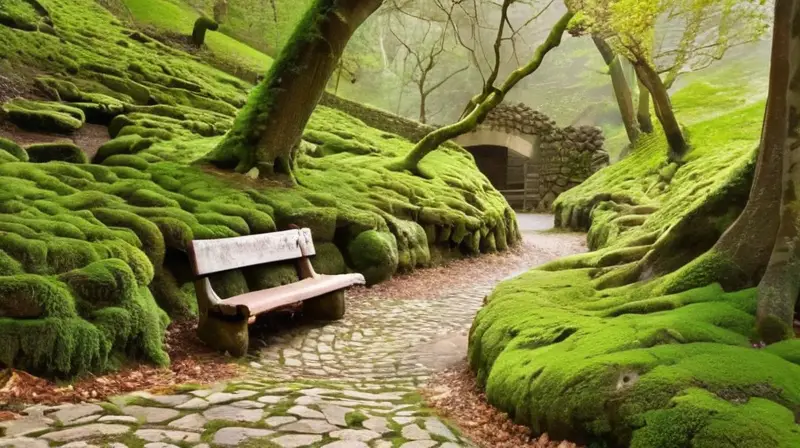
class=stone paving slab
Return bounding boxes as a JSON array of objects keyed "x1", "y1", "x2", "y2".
[{"x1": 0, "y1": 286, "x2": 496, "y2": 447}]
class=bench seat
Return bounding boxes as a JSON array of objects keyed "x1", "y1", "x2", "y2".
[
  {"x1": 188, "y1": 228, "x2": 365, "y2": 356},
  {"x1": 219, "y1": 273, "x2": 365, "y2": 316}
]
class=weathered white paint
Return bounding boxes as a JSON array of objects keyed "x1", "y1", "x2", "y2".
[
  {"x1": 453, "y1": 128, "x2": 537, "y2": 159},
  {"x1": 190, "y1": 228, "x2": 316, "y2": 276}
]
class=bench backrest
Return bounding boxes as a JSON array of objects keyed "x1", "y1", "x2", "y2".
[{"x1": 188, "y1": 228, "x2": 316, "y2": 276}]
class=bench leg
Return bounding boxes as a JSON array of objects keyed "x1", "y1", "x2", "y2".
[
  {"x1": 197, "y1": 313, "x2": 249, "y2": 357},
  {"x1": 303, "y1": 289, "x2": 346, "y2": 320}
]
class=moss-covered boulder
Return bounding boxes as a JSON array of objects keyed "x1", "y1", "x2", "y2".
[
  {"x1": 348, "y1": 231, "x2": 399, "y2": 285},
  {"x1": 26, "y1": 142, "x2": 88, "y2": 163},
  {"x1": 0, "y1": 137, "x2": 28, "y2": 161},
  {"x1": 2, "y1": 98, "x2": 85, "y2": 133}
]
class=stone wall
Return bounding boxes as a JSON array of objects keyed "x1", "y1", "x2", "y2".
[
  {"x1": 318, "y1": 96, "x2": 610, "y2": 212},
  {"x1": 482, "y1": 103, "x2": 609, "y2": 211},
  {"x1": 529, "y1": 125, "x2": 609, "y2": 211},
  {"x1": 319, "y1": 92, "x2": 436, "y2": 142}
]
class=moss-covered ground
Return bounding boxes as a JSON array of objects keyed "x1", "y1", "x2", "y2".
[
  {"x1": 0, "y1": 0, "x2": 517, "y2": 377},
  {"x1": 469, "y1": 80, "x2": 800, "y2": 446},
  {"x1": 120, "y1": 0, "x2": 274, "y2": 79}
]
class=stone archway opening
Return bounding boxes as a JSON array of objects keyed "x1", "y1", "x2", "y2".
[{"x1": 454, "y1": 103, "x2": 610, "y2": 212}]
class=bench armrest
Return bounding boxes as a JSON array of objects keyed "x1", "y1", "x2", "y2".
[{"x1": 195, "y1": 277, "x2": 250, "y2": 318}]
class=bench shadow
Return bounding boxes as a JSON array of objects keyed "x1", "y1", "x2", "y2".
[{"x1": 246, "y1": 308, "x2": 330, "y2": 349}]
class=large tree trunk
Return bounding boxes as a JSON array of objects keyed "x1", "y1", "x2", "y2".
[
  {"x1": 706, "y1": 1, "x2": 793, "y2": 293},
  {"x1": 637, "y1": 78, "x2": 654, "y2": 133},
  {"x1": 593, "y1": 35, "x2": 639, "y2": 144},
  {"x1": 756, "y1": 0, "x2": 800, "y2": 343},
  {"x1": 202, "y1": 0, "x2": 382, "y2": 178},
  {"x1": 634, "y1": 61, "x2": 688, "y2": 161},
  {"x1": 400, "y1": 12, "x2": 574, "y2": 172}
]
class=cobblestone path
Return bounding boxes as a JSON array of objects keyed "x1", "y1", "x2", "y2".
[{"x1": 0, "y1": 215, "x2": 585, "y2": 448}]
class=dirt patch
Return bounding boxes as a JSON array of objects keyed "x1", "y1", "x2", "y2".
[
  {"x1": 0, "y1": 122, "x2": 110, "y2": 159},
  {"x1": 0, "y1": 71, "x2": 36, "y2": 104},
  {"x1": 0, "y1": 320, "x2": 238, "y2": 409},
  {"x1": 424, "y1": 361, "x2": 582, "y2": 448}
]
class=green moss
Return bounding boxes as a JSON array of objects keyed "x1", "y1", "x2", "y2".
[
  {"x1": 344, "y1": 410, "x2": 368, "y2": 427},
  {"x1": 95, "y1": 73, "x2": 151, "y2": 104},
  {"x1": 631, "y1": 388, "x2": 800, "y2": 448},
  {"x1": 2, "y1": 101, "x2": 84, "y2": 133},
  {"x1": 243, "y1": 263, "x2": 298, "y2": 290},
  {"x1": 95, "y1": 136, "x2": 154, "y2": 164},
  {"x1": 310, "y1": 243, "x2": 346, "y2": 275},
  {"x1": 0, "y1": 137, "x2": 28, "y2": 161},
  {"x1": 0, "y1": 275, "x2": 76, "y2": 318},
  {"x1": 118, "y1": 125, "x2": 174, "y2": 140},
  {"x1": 209, "y1": 269, "x2": 249, "y2": 299},
  {"x1": 276, "y1": 207, "x2": 337, "y2": 241},
  {"x1": 347, "y1": 231, "x2": 398, "y2": 285},
  {"x1": 26, "y1": 142, "x2": 88, "y2": 164},
  {"x1": 60, "y1": 258, "x2": 139, "y2": 309}
]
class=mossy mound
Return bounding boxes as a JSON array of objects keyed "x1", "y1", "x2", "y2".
[
  {"x1": 2, "y1": 98, "x2": 85, "y2": 133},
  {"x1": 0, "y1": 0, "x2": 52, "y2": 32},
  {"x1": 0, "y1": 137, "x2": 28, "y2": 161},
  {"x1": 0, "y1": 0, "x2": 517, "y2": 376},
  {"x1": 470, "y1": 271, "x2": 800, "y2": 447},
  {"x1": 347, "y1": 231, "x2": 399, "y2": 285},
  {"x1": 469, "y1": 87, "x2": 800, "y2": 445},
  {"x1": 26, "y1": 142, "x2": 88, "y2": 163}
]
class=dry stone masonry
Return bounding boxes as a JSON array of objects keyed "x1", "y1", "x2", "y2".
[
  {"x1": 321, "y1": 97, "x2": 611, "y2": 212},
  {"x1": 481, "y1": 103, "x2": 610, "y2": 211}
]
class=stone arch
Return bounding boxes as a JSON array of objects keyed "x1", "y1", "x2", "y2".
[{"x1": 454, "y1": 103, "x2": 610, "y2": 211}]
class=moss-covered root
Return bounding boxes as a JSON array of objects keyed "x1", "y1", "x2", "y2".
[{"x1": 2, "y1": 98, "x2": 85, "y2": 133}]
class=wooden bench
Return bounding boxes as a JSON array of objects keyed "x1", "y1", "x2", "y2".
[{"x1": 188, "y1": 228, "x2": 365, "y2": 356}]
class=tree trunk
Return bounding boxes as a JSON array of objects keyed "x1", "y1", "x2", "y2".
[
  {"x1": 708, "y1": 1, "x2": 793, "y2": 294},
  {"x1": 634, "y1": 61, "x2": 688, "y2": 161},
  {"x1": 418, "y1": 70, "x2": 428, "y2": 124},
  {"x1": 419, "y1": 91, "x2": 427, "y2": 124},
  {"x1": 202, "y1": 0, "x2": 382, "y2": 178},
  {"x1": 593, "y1": 35, "x2": 639, "y2": 144},
  {"x1": 756, "y1": 0, "x2": 800, "y2": 343},
  {"x1": 400, "y1": 11, "x2": 574, "y2": 172},
  {"x1": 637, "y1": 78, "x2": 654, "y2": 133}
]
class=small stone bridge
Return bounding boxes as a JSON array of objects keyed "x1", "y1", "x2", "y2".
[
  {"x1": 319, "y1": 95, "x2": 609, "y2": 211},
  {"x1": 454, "y1": 103, "x2": 609, "y2": 211}
]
